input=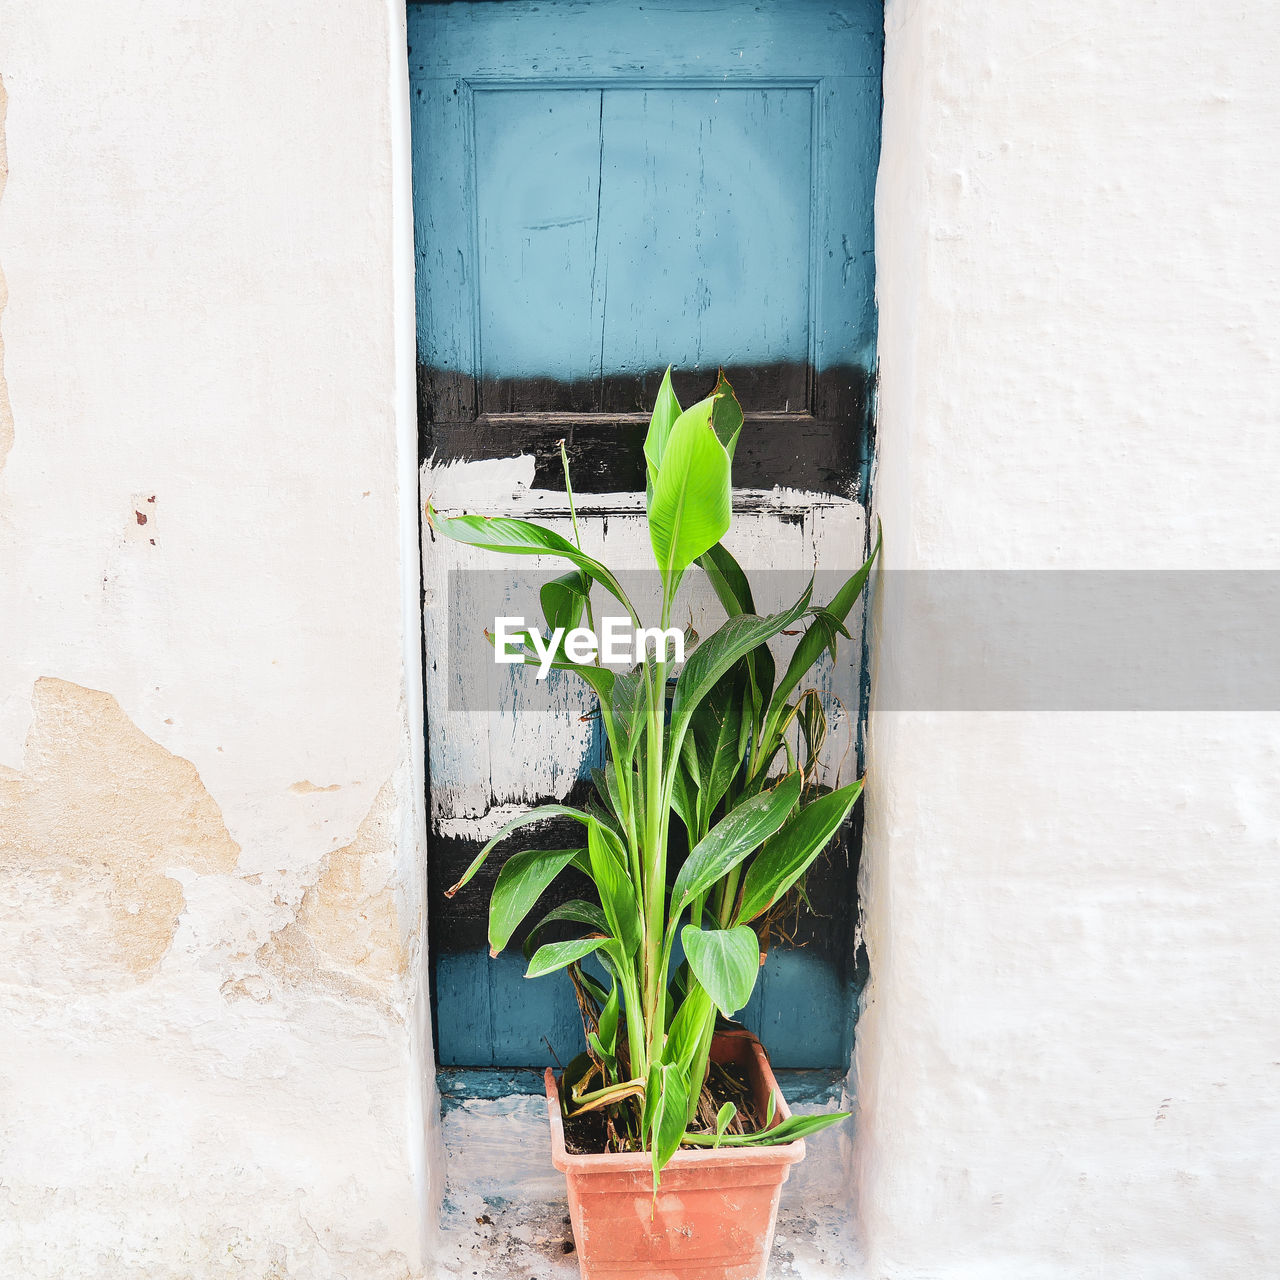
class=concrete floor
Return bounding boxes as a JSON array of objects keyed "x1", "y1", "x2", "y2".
[{"x1": 430, "y1": 1076, "x2": 862, "y2": 1279}]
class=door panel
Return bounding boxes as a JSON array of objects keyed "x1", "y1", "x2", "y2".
[{"x1": 409, "y1": 0, "x2": 882, "y2": 1067}]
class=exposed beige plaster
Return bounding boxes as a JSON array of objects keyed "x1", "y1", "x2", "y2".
[
  {"x1": 0, "y1": 74, "x2": 12, "y2": 475},
  {"x1": 0, "y1": 677, "x2": 240, "y2": 979},
  {"x1": 256, "y1": 779, "x2": 408, "y2": 1009},
  {"x1": 290, "y1": 778, "x2": 343, "y2": 793}
]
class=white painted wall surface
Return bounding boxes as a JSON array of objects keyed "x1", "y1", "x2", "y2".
[
  {"x1": 0, "y1": 3, "x2": 434, "y2": 1276},
  {"x1": 860, "y1": 3, "x2": 1280, "y2": 1277}
]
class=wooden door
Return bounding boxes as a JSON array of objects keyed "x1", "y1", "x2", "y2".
[{"x1": 409, "y1": 0, "x2": 882, "y2": 1067}]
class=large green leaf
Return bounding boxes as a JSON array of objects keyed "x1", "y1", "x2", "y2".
[
  {"x1": 446, "y1": 803, "x2": 591, "y2": 896},
  {"x1": 698, "y1": 541, "x2": 756, "y2": 615},
  {"x1": 762, "y1": 524, "x2": 880, "y2": 745},
  {"x1": 427, "y1": 508, "x2": 633, "y2": 614},
  {"x1": 668, "y1": 583, "x2": 813, "y2": 759},
  {"x1": 488, "y1": 847, "x2": 582, "y2": 956},
  {"x1": 664, "y1": 985, "x2": 713, "y2": 1079},
  {"x1": 648, "y1": 396, "x2": 732, "y2": 594},
  {"x1": 736, "y1": 780, "x2": 864, "y2": 923},
  {"x1": 697, "y1": 541, "x2": 776, "y2": 717},
  {"x1": 521, "y1": 899, "x2": 609, "y2": 960},
  {"x1": 526, "y1": 936, "x2": 610, "y2": 980},
  {"x1": 681, "y1": 924, "x2": 761, "y2": 1018},
  {"x1": 670, "y1": 772, "x2": 801, "y2": 915},
  {"x1": 643, "y1": 365, "x2": 682, "y2": 501},
  {"x1": 690, "y1": 670, "x2": 747, "y2": 820},
  {"x1": 588, "y1": 818, "x2": 641, "y2": 960}
]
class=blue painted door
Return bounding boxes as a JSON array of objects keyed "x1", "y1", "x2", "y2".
[{"x1": 409, "y1": 1, "x2": 882, "y2": 1067}]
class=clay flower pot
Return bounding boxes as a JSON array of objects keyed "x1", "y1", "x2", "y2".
[{"x1": 545, "y1": 1028, "x2": 805, "y2": 1280}]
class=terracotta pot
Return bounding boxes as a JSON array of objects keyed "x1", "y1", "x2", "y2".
[{"x1": 546, "y1": 1028, "x2": 805, "y2": 1280}]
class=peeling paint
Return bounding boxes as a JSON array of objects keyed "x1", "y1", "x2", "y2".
[
  {"x1": 290, "y1": 778, "x2": 343, "y2": 794},
  {"x1": 256, "y1": 779, "x2": 408, "y2": 1008},
  {"x1": 0, "y1": 74, "x2": 12, "y2": 475},
  {"x1": 0, "y1": 677, "x2": 240, "y2": 979}
]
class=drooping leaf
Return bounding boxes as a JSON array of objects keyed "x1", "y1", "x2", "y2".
[
  {"x1": 736, "y1": 779, "x2": 865, "y2": 923},
  {"x1": 643, "y1": 365, "x2": 682, "y2": 502},
  {"x1": 684, "y1": 1110, "x2": 850, "y2": 1147},
  {"x1": 698, "y1": 540, "x2": 756, "y2": 616},
  {"x1": 427, "y1": 507, "x2": 633, "y2": 614},
  {"x1": 681, "y1": 923, "x2": 761, "y2": 1018},
  {"x1": 446, "y1": 803, "x2": 591, "y2": 897},
  {"x1": 670, "y1": 772, "x2": 802, "y2": 915},
  {"x1": 521, "y1": 899, "x2": 610, "y2": 960},
  {"x1": 488, "y1": 847, "x2": 582, "y2": 955},
  {"x1": 648, "y1": 396, "x2": 732, "y2": 595},
  {"x1": 526, "y1": 935, "x2": 610, "y2": 979}
]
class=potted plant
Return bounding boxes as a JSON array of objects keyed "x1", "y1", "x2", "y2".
[{"x1": 427, "y1": 369, "x2": 878, "y2": 1279}]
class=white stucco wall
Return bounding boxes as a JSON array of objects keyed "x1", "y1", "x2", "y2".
[
  {"x1": 860, "y1": 3, "x2": 1280, "y2": 1277},
  {"x1": 0, "y1": 4, "x2": 435, "y2": 1277}
]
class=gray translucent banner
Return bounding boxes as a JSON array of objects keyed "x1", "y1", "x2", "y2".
[
  {"x1": 428, "y1": 568, "x2": 1280, "y2": 712},
  {"x1": 875, "y1": 570, "x2": 1280, "y2": 711}
]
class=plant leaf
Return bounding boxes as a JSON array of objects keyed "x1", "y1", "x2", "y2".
[
  {"x1": 644, "y1": 1061, "x2": 690, "y2": 1189},
  {"x1": 488, "y1": 847, "x2": 582, "y2": 955},
  {"x1": 664, "y1": 985, "x2": 713, "y2": 1079},
  {"x1": 690, "y1": 670, "x2": 747, "y2": 820},
  {"x1": 540, "y1": 569, "x2": 591, "y2": 634},
  {"x1": 588, "y1": 817, "x2": 641, "y2": 960},
  {"x1": 427, "y1": 507, "x2": 633, "y2": 615},
  {"x1": 736, "y1": 780, "x2": 865, "y2": 923},
  {"x1": 446, "y1": 803, "x2": 590, "y2": 896},
  {"x1": 668, "y1": 583, "x2": 814, "y2": 760},
  {"x1": 686, "y1": 1110, "x2": 850, "y2": 1147},
  {"x1": 670, "y1": 772, "x2": 801, "y2": 915},
  {"x1": 716, "y1": 1102, "x2": 737, "y2": 1137},
  {"x1": 648, "y1": 396, "x2": 732, "y2": 594},
  {"x1": 643, "y1": 365, "x2": 682, "y2": 502},
  {"x1": 610, "y1": 670, "x2": 646, "y2": 764},
  {"x1": 521, "y1": 899, "x2": 610, "y2": 960},
  {"x1": 526, "y1": 935, "x2": 610, "y2": 979},
  {"x1": 596, "y1": 982, "x2": 620, "y2": 1056},
  {"x1": 709, "y1": 370, "x2": 744, "y2": 458},
  {"x1": 762, "y1": 524, "x2": 880, "y2": 745},
  {"x1": 681, "y1": 923, "x2": 761, "y2": 1018}
]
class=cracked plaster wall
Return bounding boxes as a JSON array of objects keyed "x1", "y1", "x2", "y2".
[{"x1": 0, "y1": 4, "x2": 432, "y2": 1277}]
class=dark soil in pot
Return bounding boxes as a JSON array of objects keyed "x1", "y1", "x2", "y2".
[{"x1": 561, "y1": 1058, "x2": 766, "y2": 1155}]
